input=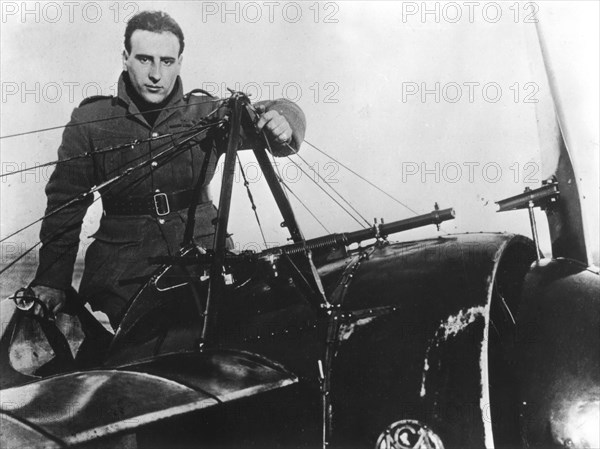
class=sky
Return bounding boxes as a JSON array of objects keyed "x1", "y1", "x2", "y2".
[{"x1": 1, "y1": 1, "x2": 598, "y2": 289}]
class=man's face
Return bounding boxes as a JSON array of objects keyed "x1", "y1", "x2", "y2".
[{"x1": 123, "y1": 30, "x2": 182, "y2": 104}]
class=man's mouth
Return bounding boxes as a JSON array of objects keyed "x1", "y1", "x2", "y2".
[{"x1": 145, "y1": 85, "x2": 162, "y2": 93}]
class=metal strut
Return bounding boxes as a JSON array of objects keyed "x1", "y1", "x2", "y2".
[
  {"x1": 201, "y1": 92, "x2": 333, "y2": 342},
  {"x1": 320, "y1": 248, "x2": 375, "y2": 448},
  {"x1": 201, "y1": 93, "x2": 245, "y2": 343}
]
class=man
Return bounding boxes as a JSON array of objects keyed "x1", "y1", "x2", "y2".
[{"x1": 29, "y1": 10, "x2": 306, "y2": 329}]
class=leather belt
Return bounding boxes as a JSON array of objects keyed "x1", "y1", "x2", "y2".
[{"x1": 103, "y1": 190, "x2": 196, "y2": 216}]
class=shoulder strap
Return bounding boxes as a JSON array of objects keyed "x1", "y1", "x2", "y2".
[
  {"x1": 79, "y1": 95, "x2": 112, "y2": 107},
  {"x1": 184, "y1": 89, "x2": 216, "y2": 100}
]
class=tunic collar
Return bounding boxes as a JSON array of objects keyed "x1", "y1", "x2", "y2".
[{"x1": 116, "y1": 71, "x2": 185, "y2": 128}]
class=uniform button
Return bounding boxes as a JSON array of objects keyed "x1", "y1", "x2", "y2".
[
  {"x1": 158, "y1": 218, "x2": 165, "y2": 224},
  {"x1": 155, "y1": 188, "x2": 161, "y2": 193},
  {"x1": 151, "y1": 161, "x2": 158, "y2": 168},
  {"x1": 151, "y1": 132, "x2": 159, "y2": 138}
]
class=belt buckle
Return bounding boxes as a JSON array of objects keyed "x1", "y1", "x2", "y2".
[{"x1": 153, "y1": 192, "x2": 170, "y2": 216}]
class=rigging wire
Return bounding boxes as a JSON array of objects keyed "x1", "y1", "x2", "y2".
[
  {"x1": 0, "y1": 155, "x2": 165, "y2": 279},
  {"x1": 0, "y1": 121, "x2": 221, "y2": 277},
  {"x1": 244, "y1": 100, "x2": 413, "y2": 237},
  {"x1": 285, "y1": 156, "x2": 368, "y2": 229},
  {"x1": 260, "y1": 142, "x2": 330, "y2": 234},
  {"x1": 0, "y1": 194, "x2": 105, "y2": 278},
  {"x1": 3, "y1": 92, "x2": 422, "y2": 220},
  {"x1": 1, "y1": 104, "x2": 225, "y2": 178},
  {"x1": 244, "y1": 101, "x2": 332, "y2": 237},
  {"x1": 280, "y1": 181, "x2": 331, "y2": 234},
  {"x1": 244, "y1": 100, "x2": 309, "y2": 244},
  {"x1": 262, "y1": 132, "x2": 310, "y2": 245},
  {"x1": 0, "y1": 121, "x2": 221, "y2": 244},
  {"x1": 289, "y1": 151, "x2": 371, "y2": 227},
  {"x1": 0, "y1": 98, "x2": 226, "y2": 140},
  {"x1": 2, "y1": 91, "x2": 432, "y2": 278},
  {"x1": 301, "y1": 140, "x2": 420, "y2": 216},
  {"x1": 236, "y1": 154, "x2": 268, "y2": 248},
  {"x1": 1, "y1": 128, "x2": 201, "y2": 178}
]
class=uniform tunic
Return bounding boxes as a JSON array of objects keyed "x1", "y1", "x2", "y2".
[{"x1": 32, "y1": 72, "x2": 306, "y2": 327}]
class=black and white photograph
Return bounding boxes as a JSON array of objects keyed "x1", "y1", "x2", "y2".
[{"x1": 0, "y1": 1, "x2": 598, "y2": 448}]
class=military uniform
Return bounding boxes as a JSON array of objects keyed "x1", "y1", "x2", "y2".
[{"x1": 32, "y1": 72, "x2": 306, "y2": 328}]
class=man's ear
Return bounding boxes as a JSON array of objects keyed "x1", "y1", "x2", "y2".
[
  {"x1": 122, "y1": 50, "x2": 129, "y2": 71},
  {"x1": 178, "y1": 54, "x2": 183, "y2": 66}
]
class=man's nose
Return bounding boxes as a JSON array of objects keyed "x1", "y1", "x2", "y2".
[{"x1": 149, "y1": 63, "x2": 162, "y2": 82}]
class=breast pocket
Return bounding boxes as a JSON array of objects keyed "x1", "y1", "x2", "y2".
[
  {"x1": 165, "y1": 132, "x2": 212, "y2": 185},
  {"x1": 91, "y1": 135, "x2": 142, "y2": 181}
]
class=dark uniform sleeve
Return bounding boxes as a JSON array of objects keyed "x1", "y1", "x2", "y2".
[
  {"x1": 254, "y1": 98, "x2": 307, "y2": 156},
  {"x1": 32, "y1": 107, "x2": 95, "y2": 290}
]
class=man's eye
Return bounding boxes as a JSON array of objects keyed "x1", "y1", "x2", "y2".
[
  {"x1": 162, "y1": 60, "x2": 174, "y2": 66},
  {"x1": 139, "y1": 57, "x2": 150, "y2": 63}
]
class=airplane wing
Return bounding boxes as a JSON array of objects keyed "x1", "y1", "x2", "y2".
[{"x1": 0, "y1": 349, "x2": 297, "y2": 447}]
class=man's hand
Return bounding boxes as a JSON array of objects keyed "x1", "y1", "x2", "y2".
[
  {"x1": 30, "y1": 285, "x2": 66, "y2": 320},
  {"x1": 255, "y1": 105, "x2": 293, "y2": 144}
]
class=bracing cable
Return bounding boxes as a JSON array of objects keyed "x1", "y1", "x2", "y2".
[
  {"x1": 0, "y1": 121, "x2": 223, "y2": 244},
  {"x1": 301, "y1": 140, "x2": 420, "y2": 216},
  {"x1": 0, "y1": 98, "x2": 225, "y2": 140},
  {"x1": 288, "y1": 152, "x2": 370, "y2": 227},
  {"x1": 237, "y1": 154, "x2": 268, "y2": 248}
]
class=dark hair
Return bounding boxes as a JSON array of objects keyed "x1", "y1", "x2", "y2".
[{"x1": 124, "y1": 11, "x2": 185, "y2": 55}]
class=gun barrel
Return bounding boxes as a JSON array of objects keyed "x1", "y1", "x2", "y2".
[
  {"x1": 344, "y1": 207, "x2": 455, "y2": 244},
  {"x1": 149, "y1": 208, "x2": 456, "y2": 263},
  {"x1": 496, "y1": 183, "x2": 559, "y2": 212},
  {"x1": 269, "y1": 207, "x2": 455, "y2": 255}
]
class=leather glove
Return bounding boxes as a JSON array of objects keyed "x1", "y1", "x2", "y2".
[{"x1": 30, "y1": 285, "x2": 66, "y2": 320}]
